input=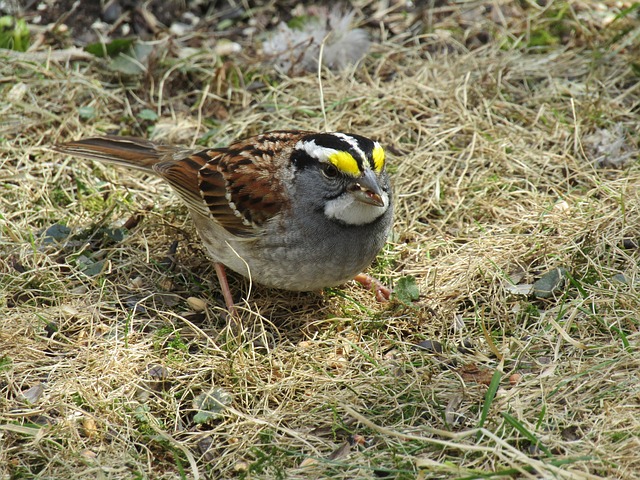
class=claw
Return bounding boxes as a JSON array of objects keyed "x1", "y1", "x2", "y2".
[{"x1": 353, "y1": 273, "x2": 392, "y2": 302}]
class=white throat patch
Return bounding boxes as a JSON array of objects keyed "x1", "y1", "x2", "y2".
[{"x1": 324, "y1": 190, "x2": 389, "y2": 225}]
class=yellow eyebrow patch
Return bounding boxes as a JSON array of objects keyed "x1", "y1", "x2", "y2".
[
  {"x1": 328, "y1": 151, "x2": 360, "y2": 176},
  {"x1": 372, "y1": 144, "x2": 385, "y2": 172}
]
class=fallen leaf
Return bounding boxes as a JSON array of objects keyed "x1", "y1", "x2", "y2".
[{"x1": 458, "y1": 365, "x2": 495, "y2": 385}]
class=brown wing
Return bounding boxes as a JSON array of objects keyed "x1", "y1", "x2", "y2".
[
  {"x1": 54, "y1": 136, "x2": 258, "y2": 237},
  {"x1": 55, "y1": 132, "x2": 300, "y2": 238},
  {"x1": 153, "y1": 150, "x2": 256, "y2": 237},
  {"x1": 198, "y1": 131, "x2": 304, "y2": 234},
  {"x1": 215, "y1": 136, "x2": 287, "y2": 226}
]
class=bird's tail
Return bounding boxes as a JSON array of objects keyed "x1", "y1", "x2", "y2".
[{"x1": 53, "y1": 136, "x2": 188, "y2": 172}]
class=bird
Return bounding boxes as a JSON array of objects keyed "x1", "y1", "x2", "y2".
[{"x1": 54, "y1": 130, "x2": 394, "y2": 326}]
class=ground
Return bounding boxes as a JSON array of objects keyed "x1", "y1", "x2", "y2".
[{"x1": 1, "y1": 1, "x2": 639, "y2": 479}]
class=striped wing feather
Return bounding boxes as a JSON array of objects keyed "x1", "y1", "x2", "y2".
[{"x1": 54, "y1": 136, "x2": 274, "y2": 237}]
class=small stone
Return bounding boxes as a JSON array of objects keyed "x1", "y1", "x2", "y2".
[
  {"x1": 300, "y1": 457, "x2": 318, "y2": 468},
  {"x1": 561, "y1": 425, "x2": 583, "y2": 441},
  {"x1": 445, "y1": 394, "x2": 464, "y2": 426},
  {"x1": 504, "y1": 283, "x2": 534, "y2": 296},
  {"x1": 611, "y1": 273, "x2": 629, "y2": 285},
  {"x1": 60, "y1": 305, "x2": 79, "y2": 317},
  {"x1": 457, "y1": 338, "x2": 475, "y2": 355},
  {"x1": 83, "y1": 417, "x2": 98, "y2": 438},
  {"x1": 328, "y1": 356, "x2": 348, "y2": 370},
  {"x1": 102, "y1": 0, "x2": 122, "y2": 23},
  {"x1": 147, "y1": 364, "x2": 169, "y2": 380},
  {"x1": 197, "y1": 436, "x2": 215, "y2": 462},
  {"x1": 155, "y1": 293, "x2": 180, "y2": 307},
  {"x1": 7, "y1": 82, "x2": 28, "y2": 103},
  {"x1": 182, "y1": 12, "x2": 199, "y2": 26},
  {"x1": 509, "y1": 373, "x2": 522, "y2": 385},
  {"x1": 527, "y1": 443, "x2": 543, "y2": 456},
  {"x1": 21, "y1": 383, "x2": 45, "y2": 404},
  {"x1": 170, "y1": 22, "x2": 192, "y2": 36},
  {"x1": 440, "y1": 358, "x2": 458, "y2": 370},
  {"x1": 234, "y1": 461, "x2": 249, "y2": 473},
  {"x1": 383, "y1": 349, "x2": 397, "y2": 360},
  {"x1": 71, "y1": 285, "x2": 88, "y2": 295},
  {"x1": 327, "y1": 442, "x2": 351, "y2": 460},
  {"x1": 415, "y1": 339, "x2": 443, "y2": 354},
  {"x1": 533, "y1": 268, "x2": 569, "y2": 299},
  {"x1": 147, "y1": 364, "x2": 171, "y2": 391},
  {"x1": 124, "y1": 297, "x2": 147, "y2": 314},
  {"x1": 29, "y1": 414, "x2": 54, "y2": 426},
  {"x1": 158, "y1": 278, "x2": 174, "y2": 291},
  {"x1": 187, "y1": 297, "x2": 207, "y2": 312},
  {"x1": 80, "y1": 449, "x2": 98, "y2": 461},
  {"x1": 215, "y1": 41, "x2": 241, "y2": 56}
]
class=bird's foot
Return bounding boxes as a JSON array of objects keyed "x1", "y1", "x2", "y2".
[{"x1": 353, "y1": 273, "x2": 392, "y2": 302}]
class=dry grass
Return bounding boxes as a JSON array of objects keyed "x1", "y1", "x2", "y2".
[{"x1": 1, "y1": 2, "x2": 639, "y2": 479}]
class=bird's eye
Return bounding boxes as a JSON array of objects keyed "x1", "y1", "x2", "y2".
[{"x1": 322, "y1": 164, "x2": 339, "y2": 178}]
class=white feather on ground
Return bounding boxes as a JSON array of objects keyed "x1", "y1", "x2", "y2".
[{"x1": 262, "y1": 9, "x2": 370, "y2": 74}]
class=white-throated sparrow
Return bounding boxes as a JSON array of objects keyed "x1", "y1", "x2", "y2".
[{"x1": 54, "y1": 130, "x2": 393, "y2": 321}]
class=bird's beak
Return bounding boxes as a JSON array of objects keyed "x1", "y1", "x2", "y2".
[{"x1": 350, "y1": 169, "x2": 386, "y2": 207}]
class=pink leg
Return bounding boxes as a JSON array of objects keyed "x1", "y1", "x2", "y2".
[
  {"x1": 353, "y1": 273, "x2": 392, "y2": 302},
  {"x1": 214, "y1": 262, "x2": 239, "y2": 330}
]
